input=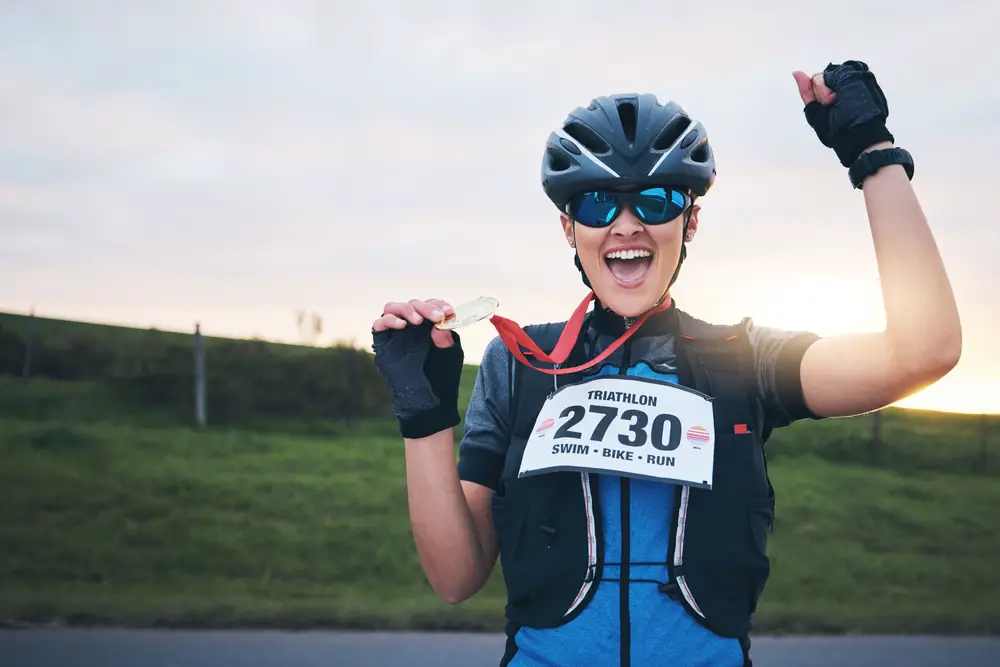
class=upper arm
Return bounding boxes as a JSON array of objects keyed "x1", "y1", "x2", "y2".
[
  {"x1": 754, "y1": 323, "x2": 954, "y2": 420},
  {"x1": 456, "y1": 335, "x2": 511, "y2": 491},
  {"x1": 458, "y1": 336, "x2": 510, "y2": 590},
  {"x1": 798, "y1": 331, "x2": 951, "y2": 418},
  {"x1": 454, "y1": 337, "x2": 511, "y2": 586},
  {"x1": 457, "y1": 334, "x2": 510, "y2": 489}
]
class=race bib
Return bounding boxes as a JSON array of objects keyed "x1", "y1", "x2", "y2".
[{"x1": 518, "y1": 375, "x2": 716, "y2": 489}]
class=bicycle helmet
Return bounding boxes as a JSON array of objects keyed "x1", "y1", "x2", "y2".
[
  {"x1": 542, "y1": 93, "x2": 717, "y2": 293},
  {"x1": 541, "y1": 93, "x2": 716, "y2": 211}
]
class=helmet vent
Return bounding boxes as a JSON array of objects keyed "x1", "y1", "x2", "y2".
[
  {"x1": 690, "y1": 141, "x2": 712, "y2": 164},
  {"x1": 652, "y1": 115, "x2": 692, "y2": 151},
  {"x1": 563, "y1": 121, "x2": 612, "y2": 156},
  {"x1": 546, "y1": 146, "x2": 573, "y2": 172},
  {"x1": 616, "y1": 99, "x2": 638, "y2": 145}
]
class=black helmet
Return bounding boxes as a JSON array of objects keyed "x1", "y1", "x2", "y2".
[{"x1": 541, "y1": 93, "x2": 716, "y2": 211}]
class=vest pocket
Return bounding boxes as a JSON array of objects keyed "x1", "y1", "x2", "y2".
[
  {"x1": 491, "y1": 479, "x2": 557, "y2": 608},
  {"x1": 679, "y1": 489, "x2": 774, "y2": 638},
  {"x1": 711, "y1": 432, "x2": 770, "y2": 497},
  {"x1": 491, "y1": 474, "x2": 592, "y2": 627},
  {"x1": 746, "y1": 499, "x2": 774, "y2": 610}
]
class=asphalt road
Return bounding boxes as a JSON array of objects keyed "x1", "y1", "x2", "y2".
[{"x1": 2, "y1": 629, "x2": 998, "y2": 667}]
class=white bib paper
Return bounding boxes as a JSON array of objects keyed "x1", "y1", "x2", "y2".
[{"x1": 519, "y1": 375, "x2": 716, "y2": 489}]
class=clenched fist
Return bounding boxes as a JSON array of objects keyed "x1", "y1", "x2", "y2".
[{"x1": 792, "y1": 60, "x2": 895, "y2": 168}]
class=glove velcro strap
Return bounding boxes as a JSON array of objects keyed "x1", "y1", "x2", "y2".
[{"x1": 399, "y1": 403, "x2": 461, "y2": 440}]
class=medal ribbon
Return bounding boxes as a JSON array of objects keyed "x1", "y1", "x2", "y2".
[{"x1": 488, "y1": 290, "x2": 672, "y2": 376}]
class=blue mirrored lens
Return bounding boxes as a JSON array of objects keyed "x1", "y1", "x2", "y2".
[
  {"x1": 634, "y1": 187, "x2": 686, "y2": 223},
  {"x1": 571, "y1": 191, "x2": 619, "y2": 226}
]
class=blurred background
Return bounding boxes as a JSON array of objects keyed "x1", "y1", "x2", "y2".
[{"x1": 1, "y1": 1, "x2": 998, "y2": 665}]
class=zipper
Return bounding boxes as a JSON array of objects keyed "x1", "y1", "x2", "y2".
[
  {"x1": 618, "y1": 333, "x2": 633, "y2": 667},
  {"x1": 670, "y1": 335, "x2": 706, "y2": 620},
  {"x1": 672, "y1": 486, "x2": 705, "y2": 618},
  {"x1": 561, "y1": 321, "x2": 600, "y2": 622}
]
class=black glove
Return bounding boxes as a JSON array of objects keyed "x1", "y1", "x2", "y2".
[
  {"x1": 804, "y1": 60, "x2": 894, "y2": 168},
  {"x1": 372, "y1": 320, "x2": 464, "y2": 439}
]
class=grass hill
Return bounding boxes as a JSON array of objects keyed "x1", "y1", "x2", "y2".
[{"x1": 0, "y1": 310, "x2": 997, "y2": 634}]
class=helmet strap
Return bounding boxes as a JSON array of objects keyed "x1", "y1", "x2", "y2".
[
  {"x1": 571, "y1": 223, "x2": 593, "y2": 288},
  {"x1": 664, "y1": 207, "x2": 693, "y2": 292}
]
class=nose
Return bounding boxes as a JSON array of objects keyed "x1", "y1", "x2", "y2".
[{"x1": 611, "y1": 208, "x2": 644, "y2": 236}]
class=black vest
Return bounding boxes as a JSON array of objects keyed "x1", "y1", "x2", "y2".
[{"x1": 491, "y1": 307, "x2": 775, "y2": 664}]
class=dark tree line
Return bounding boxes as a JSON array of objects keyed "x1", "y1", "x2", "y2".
[{"x1": 0, "y1": 322, "x2": 393, "y2": 425}]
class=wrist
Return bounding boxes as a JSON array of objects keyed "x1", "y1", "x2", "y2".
[
  {"x1": 399, "y1": 403, "x2": 461, "y2": 440},
  {"x1": 862, "y1": 140, "x2": 894, "y2": 154},
  {"x1": 403, "y1": 425, "x2": 457, "y2": 448},
  {"x1": 848, "y1": 146, "x2": 914, "y2": 190}
]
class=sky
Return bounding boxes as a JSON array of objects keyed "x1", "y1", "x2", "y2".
[{"x1": 1, "y1": 1, "x2": 998, "y2": 414}]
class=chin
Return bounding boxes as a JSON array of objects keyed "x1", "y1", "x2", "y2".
[
  {"x1": 593, "y1": 285, "x2": 665, "y2": 319},
  {"x1": 584, "y1": 256, "x2": 674, "y2": 318}
]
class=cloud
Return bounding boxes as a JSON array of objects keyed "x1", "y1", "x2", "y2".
[{"x1": 1, "y1": 1, "x2": 998, "y2": 409}]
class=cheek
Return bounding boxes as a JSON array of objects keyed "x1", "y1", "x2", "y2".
[
  {"x1": 650, "y1": 224, "x2": 683, "y2": 258},
  {"x1": 574, "y1": 228, "x2": 607, "y2": 263},
  {"x1": 653, "y1": 220, "x2": 683, "y2": 243}
]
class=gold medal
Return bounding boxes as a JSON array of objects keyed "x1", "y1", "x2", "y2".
[{"x1": 434, "y1": 296, "x2": 500, "y2": 330}]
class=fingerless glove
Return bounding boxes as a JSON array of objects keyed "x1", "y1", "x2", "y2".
[
  {"x1": 804, "y1": 60, "x2": 895, "y2": 168},
  {"x1": 372, "y1": 321, "x2": 465, "y2": 439}
]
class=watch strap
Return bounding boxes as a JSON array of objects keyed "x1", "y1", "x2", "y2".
[{"x1": 849, "y1": 147, "x2": 914, "y2": 189}]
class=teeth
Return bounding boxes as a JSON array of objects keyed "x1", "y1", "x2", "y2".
[{"x1": 605, "y1": 249, "x2": 652, "y2": 260}]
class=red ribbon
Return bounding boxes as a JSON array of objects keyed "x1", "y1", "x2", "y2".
[{"x1": 488, "y1": 291, "x2": 672, "y2": 376}]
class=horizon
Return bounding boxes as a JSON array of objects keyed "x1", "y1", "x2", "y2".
[{"x1": 2, "y1": 305, "x2": 995, "y2": 418}]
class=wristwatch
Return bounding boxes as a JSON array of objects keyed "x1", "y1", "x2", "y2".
[{"x1": 849, "y1": 147, "x2": 915, "y2": 189}]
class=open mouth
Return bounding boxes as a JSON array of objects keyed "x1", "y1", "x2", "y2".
[{"x1": 604, "y1": 248, "x2": 654, "y2": 286}]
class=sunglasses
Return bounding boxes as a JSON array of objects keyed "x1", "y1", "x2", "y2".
[{"x1": 567, "y1": 186, "x2": 691, "y2": 228}]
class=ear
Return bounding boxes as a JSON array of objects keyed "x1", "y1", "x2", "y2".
[
  {"x1": 560, "y1": 213, "x2": 575, "y2": 247},
  {"x1": 684, "y1": 204, "x2": 701, "y2": 243}
]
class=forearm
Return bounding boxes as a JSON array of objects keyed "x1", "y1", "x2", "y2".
[
  {"x1": 403, "y1": 428, "x2": 492, "y2": 603},
  {"x1": 862, "y1": 142, "x2": 962, "y2": 377}
]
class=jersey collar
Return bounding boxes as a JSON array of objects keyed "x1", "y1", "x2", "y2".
[{"x1": 591, "y1": 299, "x2": 680, "y2": 338}]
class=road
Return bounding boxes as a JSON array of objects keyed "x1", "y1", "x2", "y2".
[{"x1": 2, "y1": 629, "x2": 998, "y2": 666}]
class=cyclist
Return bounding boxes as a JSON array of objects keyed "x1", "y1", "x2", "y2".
[{"x1": 371, "y1": 61, "x2": 962, "y2": 666}]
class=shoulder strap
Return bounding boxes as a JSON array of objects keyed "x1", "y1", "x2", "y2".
[
  {"x1": 676, "y1": 310, "x2": 751, "y2": 341},
  {"x1": 509, "y1": 322, "x2": 571, "y2": 437},
  {"x1": 675, "y1": 310, "x2": 761, "y2": 432}
]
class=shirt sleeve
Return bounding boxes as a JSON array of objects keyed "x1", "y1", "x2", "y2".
[
  {"x1": 747, "y1": 323, "x2": 823, "y2": 429},
  {"x1": 456, "y1": 335, "x2": 512, "y2": 491}
]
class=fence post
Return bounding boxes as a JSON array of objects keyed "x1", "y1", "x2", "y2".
[
  {"x1": 871, "y1": 409, "x2": 883, "y2": 463},
  {"x1": 981, "y1": 413, "x2": 989, "y2": 473},
  {"x1": 194, "y1": 323, "x2": 206, "y2": 428},
  {"x1": 21, "y1": 307, "x2": 35, "y2": 380}
]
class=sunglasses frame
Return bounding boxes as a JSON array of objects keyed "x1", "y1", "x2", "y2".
[{"x1": 566, "y1": 186, "x2": 693, "y2": 228}]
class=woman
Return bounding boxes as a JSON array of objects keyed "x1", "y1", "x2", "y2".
[{"x1": 371, "y1": 60, "x2": 961, "y2": 667}]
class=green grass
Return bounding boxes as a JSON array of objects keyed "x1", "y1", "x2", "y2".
[
  {"x1": 8, "y1": 369, "x2": 992, "y2": 475},
  {"x1": 1, "y1": 310, "x2": 998, "y2": 633},
  {"x1": 766, "y1": 407, "x2": 998, "y2": 477},
  {"x1": 1, "y1": 417, "x2": 998, "y2": 634}
]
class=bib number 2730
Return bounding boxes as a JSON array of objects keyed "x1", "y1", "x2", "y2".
[
  {"x1": 555, "y1": 404, "x2": 683, "y2": 451},
  {"x1": 519, "y1": 375, "x2": 716, "y2": 488}
]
